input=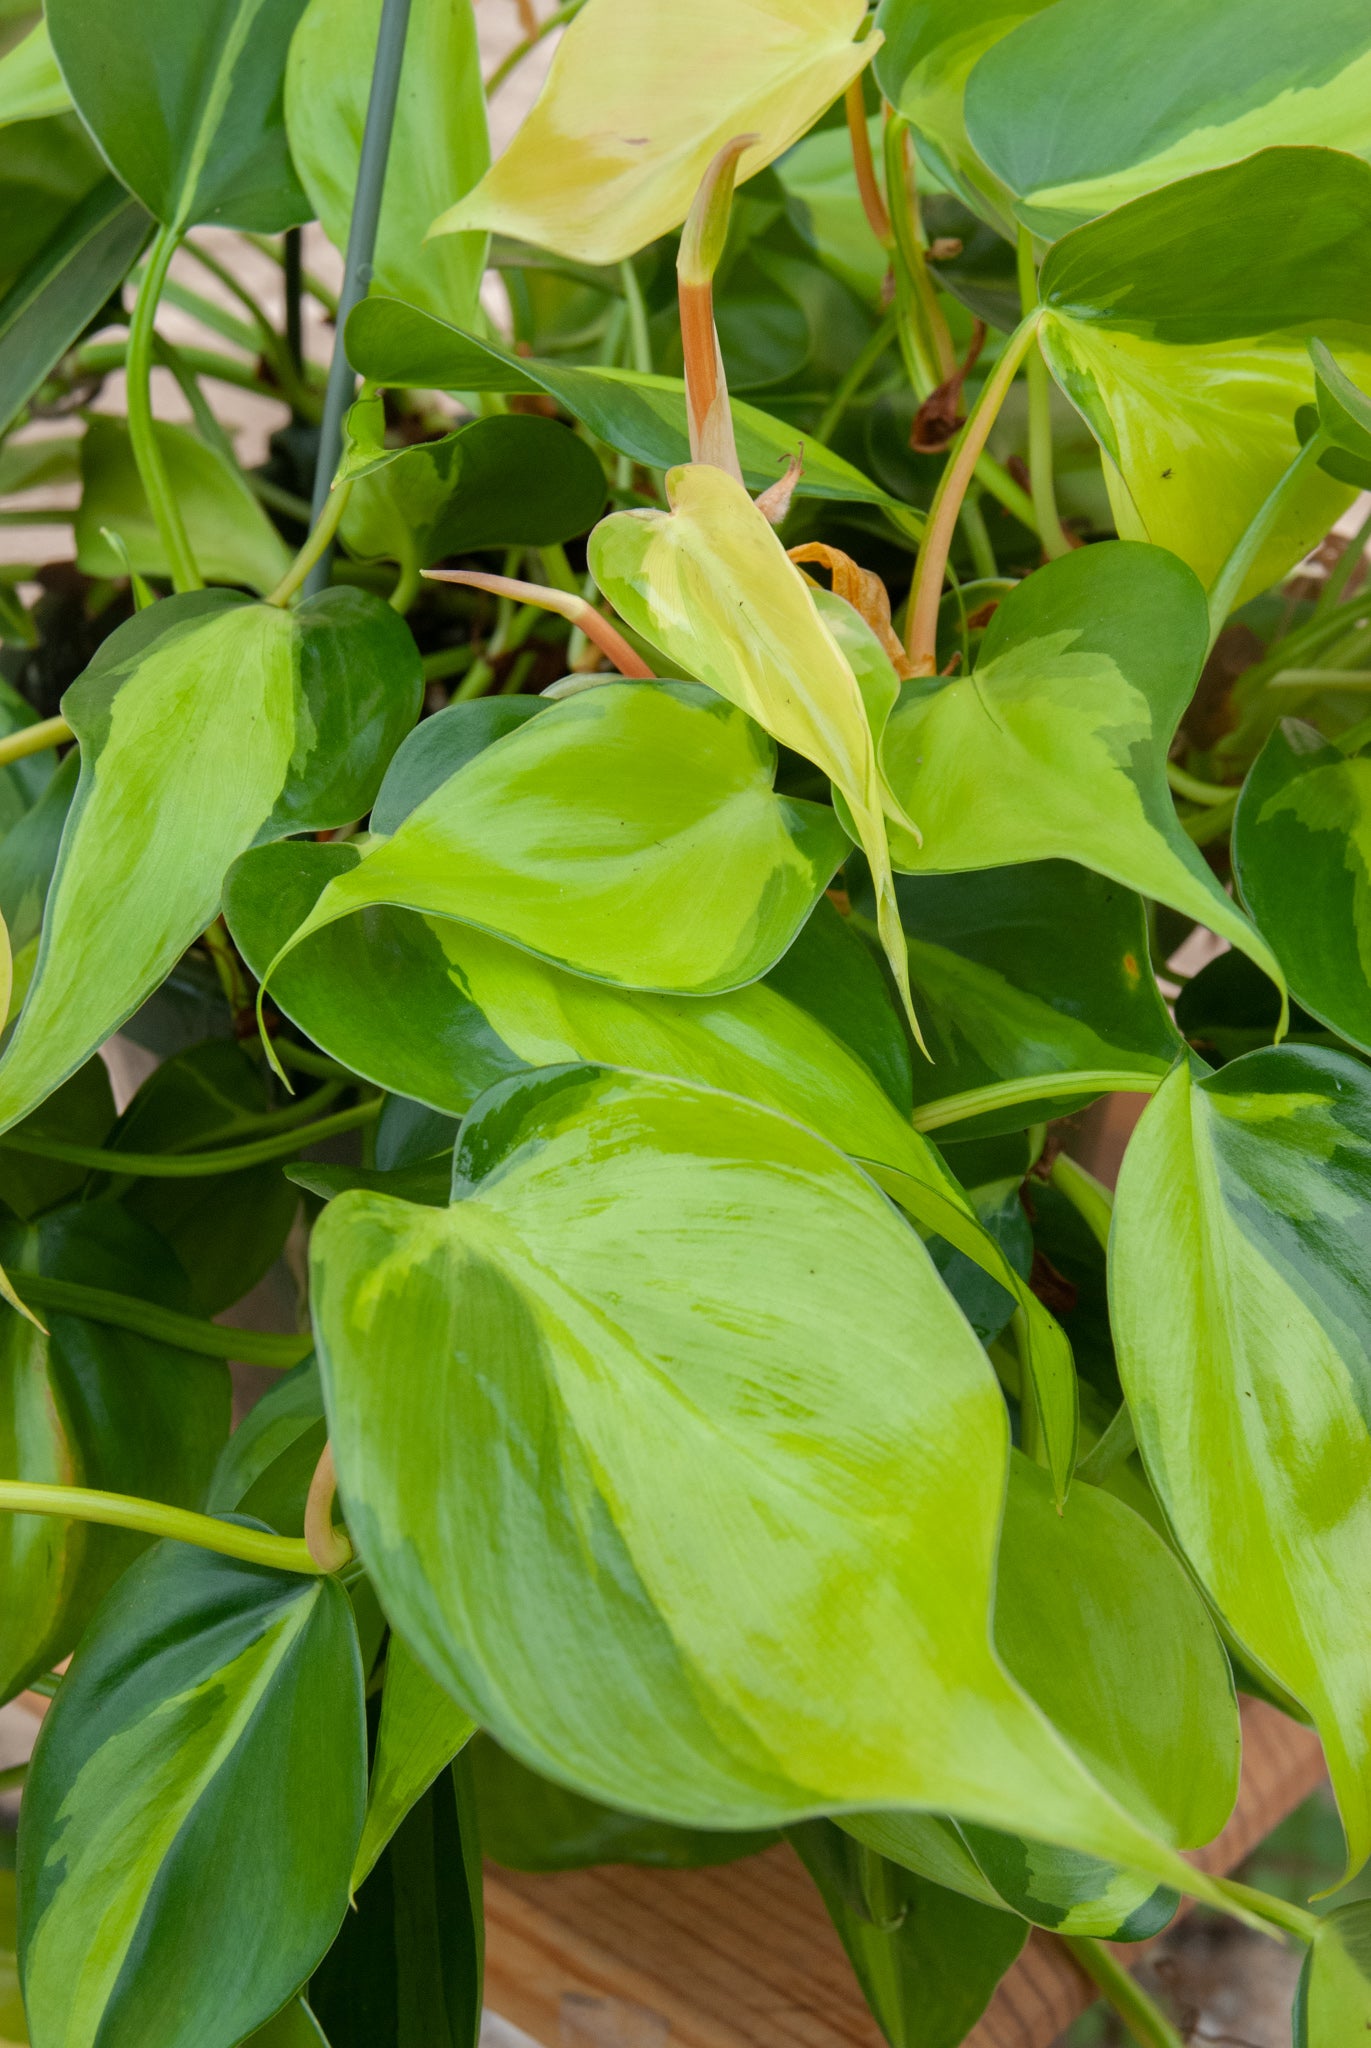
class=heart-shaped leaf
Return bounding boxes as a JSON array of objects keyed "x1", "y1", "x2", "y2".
[
  {"x1": 433, "y1": 0, "x2": 872, "y2": 264},
  {"x1": 260, "y1": 681, "x2": 846, "y2": 1004},
  {"x1": 286, "y1": 0, "x2": 488, "y2": 324},
  {"x1": 590, "y1": 463, "x2": 922, "y2": 1037},
  {"x1": 1037, "y1": 149, "x2": 1371, "y2": 599},
  {"x1": 75, "y1": 413, "x2": 291, "y2": 595},
  {"x1": 0, "y1": 588, "x2": 421, "y2": 1136},
  {"x1": 338, "y1": 406, "x2": 607, "y2": 573},
  {"x1": 345, "y1": 297, "x2": 916, "y2": 526},
  {"x1": 966, "y1": 0, "x2": 1371, "y2": 240},
  {"x1": 310, "y1": 1063, "x2": 1210, "y2": 1893},
  {"x1": 1112, "y1": 1046, "x2": 1371, "y2": 1876},
  {"x1": 46, "y1": 0, "x2": 311, "y2": 231},
  {"x1": 19, "y1": 1543, "x2": 365, "y2": 2048},
  {"x1": 1234, "y1": 718, "x2": 1371, "y2": 1056},
  {"x1": 880, "y1": 542, "x2": 1284, "y2": 999}
]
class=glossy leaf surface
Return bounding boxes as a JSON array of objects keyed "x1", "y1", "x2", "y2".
[
  {"x1": 75, "y1": 413, "x2": 291, "y2": 595},
  {"x1": 46, "y1": 0, "x2": 311, "y2": 231},
  {"x1": 1233, "y1": 717, "x2": 1371, "y2": 1056},
  {"x1": 286, "y1": 0, "x2": 488, "y2": 323},
  {"x1": 339, "y1": 406, "x2": 606, "y2": 572},
  {"x1": 435, "y1": 0, "x2": 871, "y2": 264},
  {"x1": 19, "y1": 1543, "x2": 365, "y2": 2048},
  {"x1": 346, "y1": 298, "x2": 913, "y2": 521},
  {"x1": 880, "y1": 543, "x2": 1283, "y2": 996},
  {"x1": 313, "y1": 1760, "x2": 482, "y2": 2048},
  {"x1": 0, "y1": 179, "x2": 150, "y2": 438},
  {"x1": 263, "y1": 682, "x2": 847, "y2": 1000},
  {"x1": 967, "y1": 0, "x2": 1371, "y2": 238},
  {"x1": 590, "y1": 464, "x2": 919, "y2": 1032},
  {"x1": 1037, "y1": 150, "x2": 1371, "y2": 598},
  {"x1": 354, "y1": 1635, "x2": 476, "y2": 1891},
  {"x1": 312, "y1": 1064, "x2": 1203, "y2": 1890},
  {"x1": 1112, "y1": 1047, "x2": 1371, "y2": 1874},
  {"x1": 0, "y1": 588, "x2": 420, "y2": 1136},
  {"x1": 790, "y1": 1820, "x2": 1026, "y2": 2048}
]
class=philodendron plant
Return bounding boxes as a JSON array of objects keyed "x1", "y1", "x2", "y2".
[{"x1": 5, "y1": 1, "x2": 1371, "y2": 2044}]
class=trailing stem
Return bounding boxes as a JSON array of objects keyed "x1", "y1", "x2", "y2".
[
  {"x1": 882, "y1": 115, "x2": 954, "y2": 394},
  {"x1": 905, "y1": 312, "x2": 1042, "y2": 672},
  {"x1": 425, "y1": 570, "x2": 652, "y2": 677},
  {"x1": 912, "y1": 1067, "x2": 1162, "y2": 1134},
  {"x1": 0, "y1": 1480, "x2": 336, "y2": 1576},
  {"x1": 127, "y1": 224, "x2": 202, "y2": 594},
  {"x1": 1061, "y1": 1937, "x2": 1185, "y2": 2048},
  {"x1": 0, "y1": 715, "x2": 71, "y2": 768},
  {"x1": 1016, "y1": 228, "x2": 1068, "y2": 561}
]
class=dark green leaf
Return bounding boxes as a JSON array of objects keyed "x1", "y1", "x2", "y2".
[
  {"x1": 339, "y1": 408, "x2": 607, "y2": 572},
  {"x1": 107, "y1": 1040, "x2": 301, "y2": 1314},
  {"x1": 1234, "y1": 717, "x2": 1371, "y2": 1055},
  {"x1": 0, "y1": 1054, "x2": 113, "y2": 1222},
  {"x1": 345, "y1": 297, "x2": 919, "y2": 526},
  {"x1": 0, "y1": 114, "x2": 104, "y2": 298},
  {"x1": 19, "y1": 1542, "x2": 365, "y2": 2048},
  {"x1": 46, "y1": 0, "x2": 312, "y2": 231},
  {"x1": 208, "y1": 1359, "x2": 325, "y2": 1536},
  {"x1": 312, "y1": 1757, "x2": 482, "y2": 2048},
  {"x1": 790, "y1": 1820, "x2": 1026, "y2": 2048},
  {"x1": 0, "y1": 1199, "x2": 230, "y2": 1697},
  {"x1": 473, "y1": 1735, "x2": 776, "y2": 1873},
  {"x1": 0, "y1": 178, "x2": 151, "y2": 437},
  {"x1": 859, "y1": 859, "x2": 1181, "y2": 1136}
]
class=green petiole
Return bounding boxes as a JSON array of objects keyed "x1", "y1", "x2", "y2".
[
  {"x1": 912, "y1": 1068, "x2": 1164, "y2": 1134},
  {"x1": 0, "y1": 1097, "x2": 380, "y2": 1177},
  {"x1": 0, "y1": 1479, "x2": 341, "y2": 1575},
  {"x1": 3, "y1": 1273, "x2": 311, "y2": 1367}
]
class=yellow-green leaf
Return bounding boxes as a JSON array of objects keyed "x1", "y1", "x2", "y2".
[{"x1": 434, "y1": 0, "x2": 874, "y2": 265}]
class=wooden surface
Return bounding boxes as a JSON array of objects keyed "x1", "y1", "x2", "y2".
[{"x1": 483, "y1": 1698, "x2": 1327, "y2": 2048}]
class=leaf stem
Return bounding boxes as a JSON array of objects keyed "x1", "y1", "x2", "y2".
[
  {"x1": 5, "y1": 1273, "x2": 311, "y2": 1367},
  {"x1": 126, "y1": 222, "x2": 203, "y2": 594},
  {"x1": 1206, "y1": 433, "x2": 1329, "y2": 649},
  {"x1": 305, "y1": 1442, "x2": 352, "y2": 1572},
  {"x1": 912, "y1": 1067, "x2": 1164, "y2": 1133},
  {"x1": 883, "y1": 115, "x2": 953, "y2": 394},
  {"x1": 1315, "y1": 499, "x2": 1371, "y2": 615},
  {"x1": 0, "y1": 715, "x2": 71, "y2": 767},
  {"x1": 905, "y1": 313, "x2": 1042, "y2": 671},
  {"x1": 1048, "y1": 1151, "x2": 1113, "y2": 1252},
  {"x1": 846, "y1": 81, "x2": 891, "y2": 247},
  {"x1": 1016, "y1": 228, "x2": 1067, "y2": 561},
  {"x1": 816, "y1": 309, "x2": 898, "y2": 446},
  {"x1": 1062, "y1": 1937, "x2": 1185, "y2": 2048},
  {"x1": 1210, "y1": 1876, "x2": 1322, "y2": 1945},
  {"x1": 484, "y1": 0, "x2": 584, "y2": 94},
  {"x1": 0, "y1": 1097, "x2": 380, "y2": 1176},
  {"x1": 619, "y1": 257, "x2": 652, "y2": 375},
  {"x1": 1167, "y1": 761, "x2": 1235, "y2": 805},
  {"x1": 0, "y1": 1480, "x2": 332, "y2": 1575},
  {"x1": 304, "y1": 0, "x2": 415, "y2": 597},
  {"x1": 267, "y1": 477, "x2": 354, "y2": 606}
]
